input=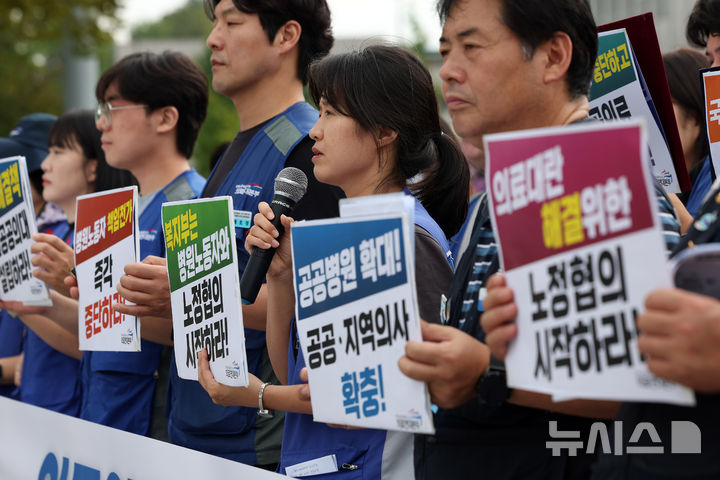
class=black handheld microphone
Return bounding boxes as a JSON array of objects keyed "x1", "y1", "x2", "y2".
[{"x1": 240, "y1": 167, "x2": 308, "y2": 305}]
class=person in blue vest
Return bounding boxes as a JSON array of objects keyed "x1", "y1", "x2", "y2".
[
  {"x1": 15, "y1": 52, "x2": 208, "y2": 437},
  {"x1": 394, "y1": 1, "x2": 651, "y2": 479},
  {"x1": 78, "y1": 51, "x2": 209, "y2": 438},
  {"x1": 0, "y1": 112, "x2": 58, "y2": 399},
  {"x1": 111, "y1": 0, "x2": 343, "y2": 467},
  {"x1": 197, "y1": 44, "x2": 469, "y2": 479},
  {"x1": 30, "y1": 51, "x2": 209, "y2": 436},
  {"x1": 7, "y1": 110, "x2": 135, "y2": 416}
]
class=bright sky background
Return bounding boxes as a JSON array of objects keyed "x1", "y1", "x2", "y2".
[{"x1": 115, "y1": 0, "x2": 443, "y2": 48}]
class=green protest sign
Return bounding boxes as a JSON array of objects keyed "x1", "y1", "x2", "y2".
[
  {"x1": 162, "y1": 197, "x2": 235, "y2": 290},
  {"x1": 589, "y1": 31, "x2": 637, "y2": 100}
]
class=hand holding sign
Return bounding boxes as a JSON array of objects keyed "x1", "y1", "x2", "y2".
[
  {"x1": 163, "y1": 197, "x2": 248, "y2": 386},
  {"x1": 480, "y1": 273, "x2": 519, "y2": 362},
  {"x1": 0, "y1": 299, "x2": 48, "y2": 316},
  {"x1": 399, "y1": 320, "x2": 490, "y2": 409},
  {"x1": 298, "y1": 366, "x2": 311, "y2": 401},
  {"x1": 115, "y1": 256, "x2": 171, "y2": 319},
  {"x1": 30, "y1": 233, "x2": 75, "y2": 297},
  {"x1": 64, "y1": 274, "x2": 79, "y2": 300},
  {"x1": 637, "y1": 288, "x2": 720, "y2": 393},
  {"x1": 198, "y1": 347, "x2": 262, "y2": 406}
]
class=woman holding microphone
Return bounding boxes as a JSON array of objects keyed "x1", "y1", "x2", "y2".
[{"x1": 199, "y1": 44, "x2": 468, "y2": 479}]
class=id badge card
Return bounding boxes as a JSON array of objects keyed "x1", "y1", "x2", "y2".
[{"x1": 233, "y1": 210, "x2": 252, "y2": 229}]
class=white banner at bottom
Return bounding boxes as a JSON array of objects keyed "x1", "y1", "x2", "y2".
[{"x1": 0, "y1": 396, "x2": 288, "y2": 479}]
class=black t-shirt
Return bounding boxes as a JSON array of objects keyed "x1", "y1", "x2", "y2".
[
  {"x1": 590, "y1": 397, "x2": 720, "y2": 479},
  {"x1": 196, "y1": 115, "x2": 344, "y2": 463},
  {"x1": 203, "y1": 121, "x2": 344, "y2": 221},
  {"x1": 203, "y1": 120, "x2": 268, "y2": 199}
]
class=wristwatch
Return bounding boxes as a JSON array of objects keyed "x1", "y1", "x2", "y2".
[
  {"x1": 474, "y1": 354, "x2": 513, "y2": 407},
  {"x1": 257, "y1": 382, "x2": 274, "y2": 418}
]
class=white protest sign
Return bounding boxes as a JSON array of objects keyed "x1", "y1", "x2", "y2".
[
  {"x1": 163, "y1": 196, "x2": 248, "y2": 386},
  {"x1": 589, "y1": 29, "x2": 680, "y2": 193},
  {"x1": 339, "y1": 191, "x2": 416, "y2": 260},
  {"x1": 291, "y1": 210, "x2": 434, "y2": 433},
  {"x1": 0, "y1": 156, "x2": 51, "y2": 306},
  {"x1": 75, "y1": 186, "x2": 140, "y2": 351},
  {"x1": 485, "y1": 120, "x2": 694, "y2": 406}
]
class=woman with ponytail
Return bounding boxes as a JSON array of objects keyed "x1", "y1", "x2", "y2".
[{"x1": 198, "y1": 44, "x2": 469, "y2": 479}]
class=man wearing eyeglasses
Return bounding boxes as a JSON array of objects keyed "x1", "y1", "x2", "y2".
[
  {"x1": 105, "y1": 0, "x2": 343, "y2": 469},
  {"x1": 81, "y1": 51, "x2": 209, "y2": 438}
]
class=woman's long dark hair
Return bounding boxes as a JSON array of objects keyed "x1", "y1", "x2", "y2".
[
  {"x1": 48, "y1": 109, "x2": 137, "y2": 192},
  {"x1": 663, "y1": 48, "x2": 710, "y2": 166},
  {"x1": 308, "y1": 44, "x2": 469, "y2": 237}
]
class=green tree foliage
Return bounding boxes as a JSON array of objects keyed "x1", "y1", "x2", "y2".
[
  {"x1": 132, "y1": 0, "x2": 209, "y2": 40},
  {"x1": 0, "y1": 1, "x2": 119, "y2": 134}
]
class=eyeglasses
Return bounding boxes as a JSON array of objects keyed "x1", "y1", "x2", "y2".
[{"x1": 95, "y1": 102, "x2": 148, "y2": 126}]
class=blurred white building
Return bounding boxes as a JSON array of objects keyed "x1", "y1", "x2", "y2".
[
  {"x1": 114, "y1": 39, "x2": 206, "y2": 63},
  {"x1": 589, "y1": 0, "x2": 698, "y2": 52},
  {"x1": 113, "y1": 0, "x2": 703, "y2": 98}
]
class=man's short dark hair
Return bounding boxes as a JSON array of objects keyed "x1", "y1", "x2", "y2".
[
  {"x1": 687, "y1": 0, "x2": 720, "y2": 47},
  {"x1": 96, "y1": 51, "x2": 209, "y2": 159},
  {"x1": 437, "y1": 0, "x2": 597, "y2": 98},
  {"x1": 204, "y1": 0, "x2": 333, "y2": 84}
]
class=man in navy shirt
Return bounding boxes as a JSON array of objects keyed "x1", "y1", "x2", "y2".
[
  {"x1": 115, "y1": 0, "x2": 343, "y2": 467},
  {"x1": 83, "y1": 51, "x2": 209, "y2": 437},
  {"x1": 22, "y1": 52, "x2": 209, "y2": 437}
]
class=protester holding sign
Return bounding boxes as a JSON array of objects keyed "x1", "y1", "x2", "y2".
[
  {"x1": 483, "y1": 121, "x2": 695, "y2": 407},
  {"x1": 505, "y1": 1, "x2": 720, "y2": 476},
  {"x1": 109, "y1": 0, "x2": 343, "y2": 466},
  {"x1": 482, "y1": 168, "x2": 720, "y2": 478},
  {"x1": 395, "y1": 1, "x2": 682, "y2": 479},
  {"x1": 7, "y1": 110, "x2": 135, "y2": 416},
  {"x1": 32, "y1": 52, "x2": 208, "y2": 438},
  {"x1": 0, "y1": 112, "x2": 57, "y2": 399},
  {"x1": 198, "y1": 44, "x2": 468, "y2": 479},
  {"x1": 77, "y1": 51, "x2": 208, "y2": 438}
]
